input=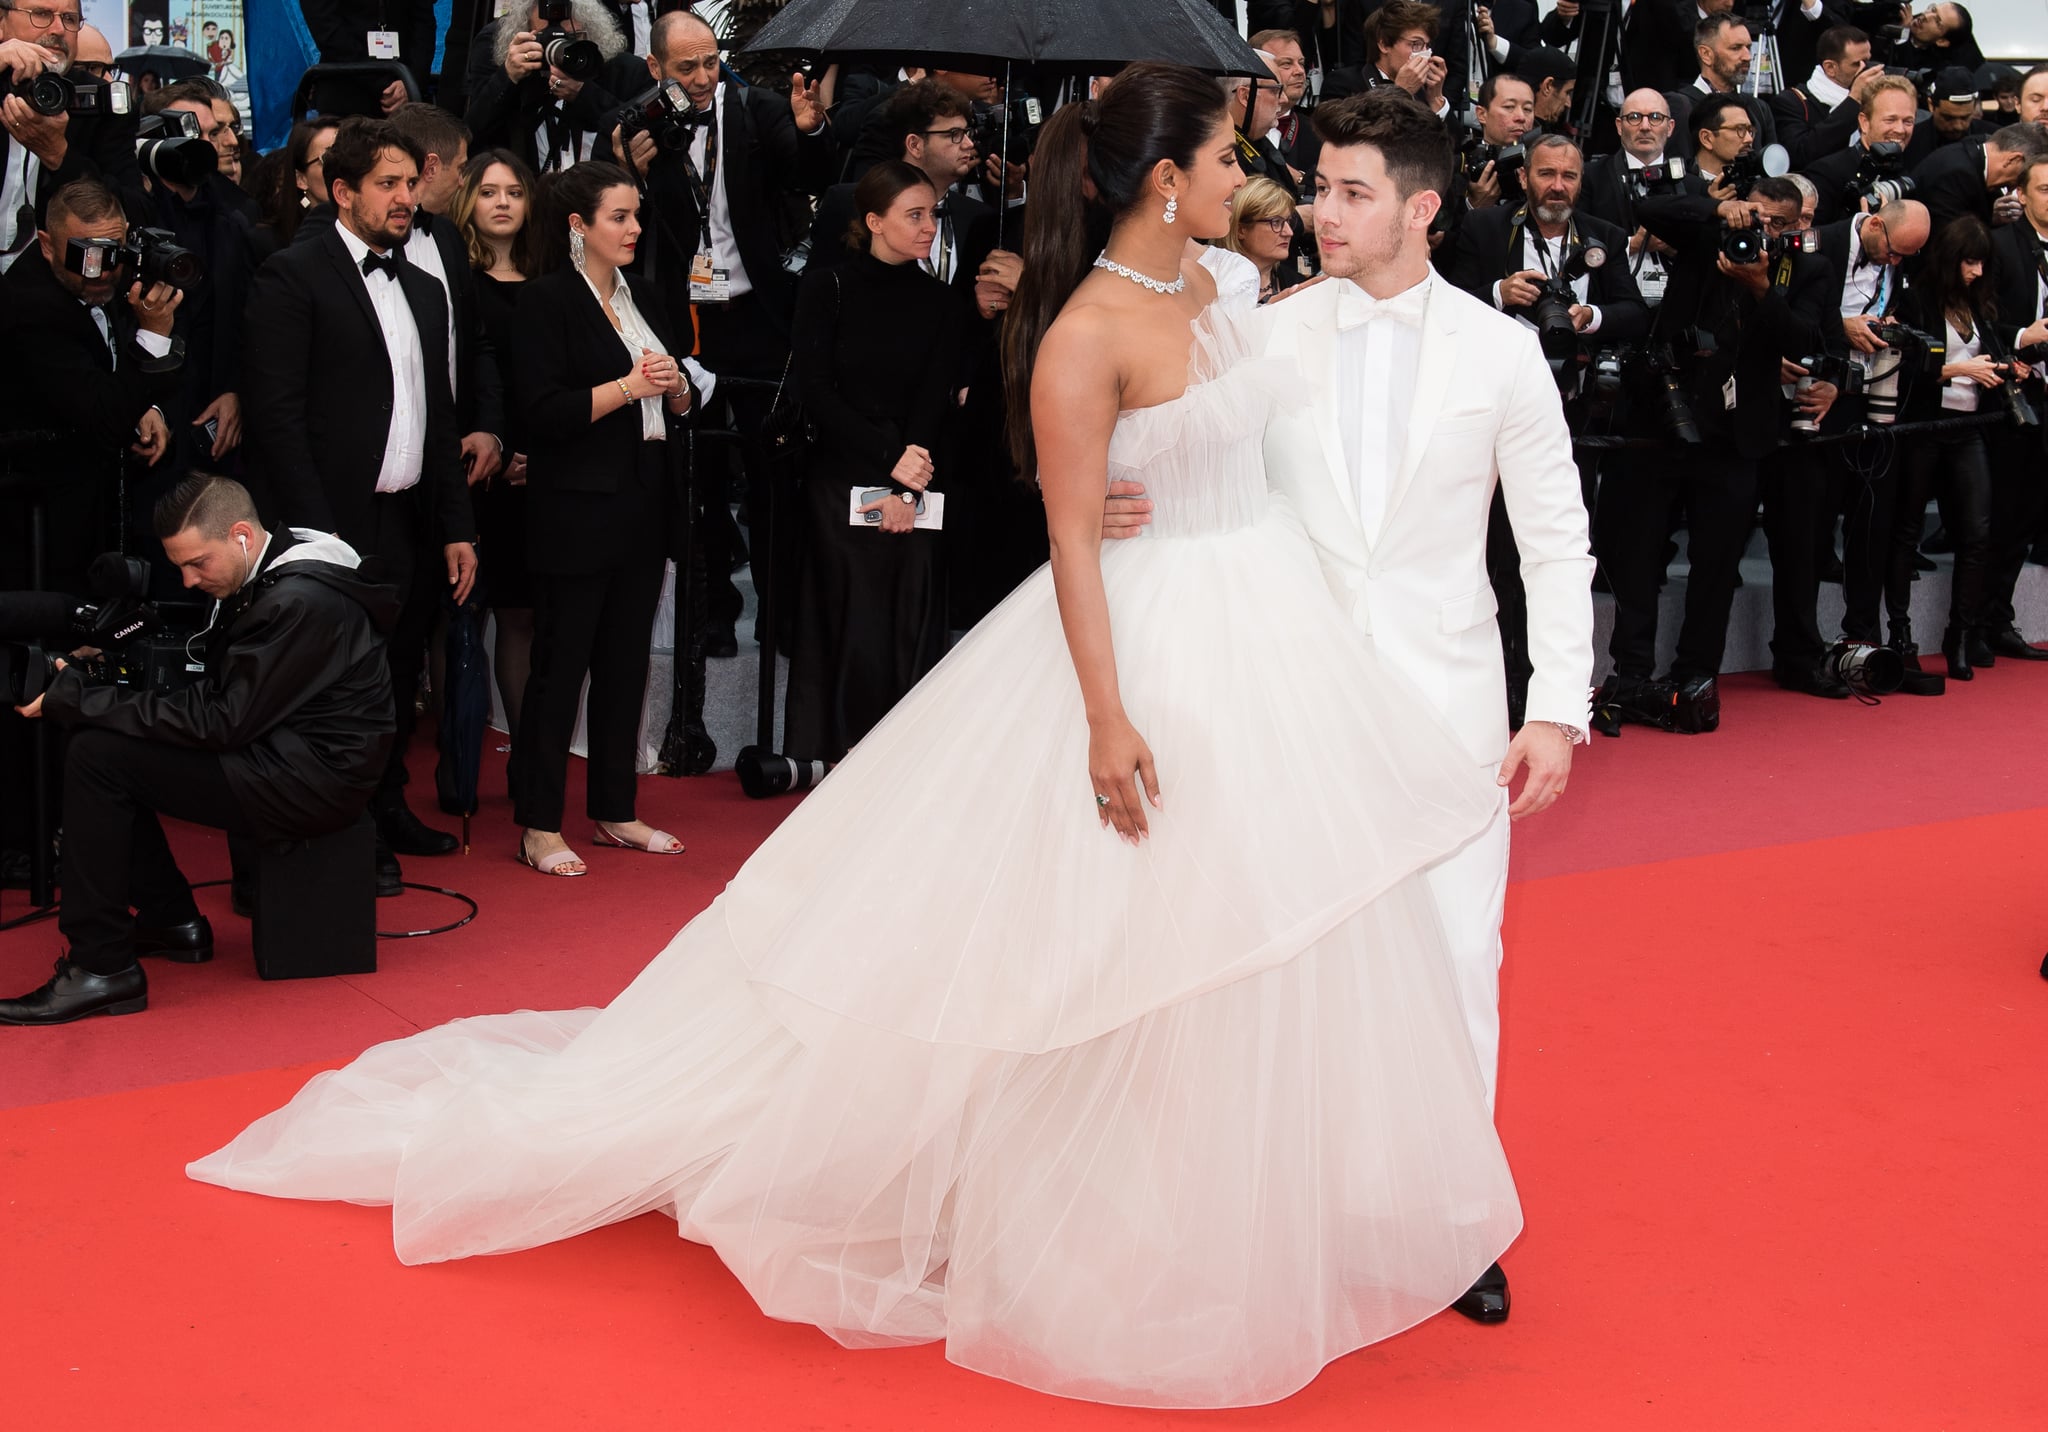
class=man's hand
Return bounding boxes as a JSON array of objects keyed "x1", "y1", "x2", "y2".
[
  {"x1": 789, "y1": 71, "x2": 826, "y2": 133},
  {"x1": 1499, "y1": 268, "x2": 1548, "y2": 308},
  {"x1": 546, "y1": 67, "x2": 584, "y2": 105},
  {"x1": 1466, "y1": 159, "x2": 1502, "y2": 208},
  {"x1": 1705, "y1": 174, "x2": 1738, "y2": 203},
  {"x1": 132, "y1": 408, "x2": 169, "y2": 465},
  {"x1": 1102, "y1": 479, "x2": 1152, "y2": 540},
  {"x1": 984, "y1": 151, "x2": 1027, "y2": 200},
  {"x1": 445, "y1": 542, "x2": 478, "y2": 604},
  {"x1": 1474, "y1": 5, "x2": 1497, "y2": 40},
  {"x1": 1394, "y1": 51, "x2": 1434, "y2": 95},
  {"x1": 975, "y1": 248, "x2": 1022, "y2": 317},
  {"x1": 503, "y1": 452, "x2": 529, "y2": 486},
  {"x1": 1421, "y1": 54, "x2": 1448, "y2": 106},
  {"x1": 1717, "y1": 251, "x2": 1770, "y2": 295},
  {"x1": 1993, "y1": 190, "x2": 2025, "y2": 226},
  {"x1": 1849, "y1": 63, "x2": 1887, "y2": 102},
  {"x1": 194, "y1": 391, "x2": 241, "y2": 456},
  {"x1": 1569, "y1": 303, "x2": 1595, "y2": 331},
  {"x1": 2019, "y1": 319, "x2": 2048, "y2": 351},
  {"x1": 126, "y1": 278, "x2": 183, "y2": 337},
  {"x1": 1798, "y1": 378, "x2": 1839, "y2": 423},
  {"x1": 1499, "y1": 722, "x2": 1572, "y2": 820},
  {"x1": 1842, "y1": 312, "x2": 1888, "y2": 353},
  {"x1": 1715, "y1": 199, "x2": 1756, "y2": 228},
  {"x1": 379, "y1": 79, "x2": 407, "y2": 115},
  {"x1": 505, "y1": 31, "x2": 544, "y2": 83},
  {"x1": 1554, "y1": 0, "x2": 1581, "y2": 16},
  {"x1": 461, "y1": 432, "x2": 502, "y2": 485},
  {"x1": 1, "y1": 93, "x2": 69, "y2": 168},
  {"x1": 611, "y1": 123, "x2": 657, "y2": 180},
  {"x1": 0, "y1": 38, "x2": 52, "y2": 83}
]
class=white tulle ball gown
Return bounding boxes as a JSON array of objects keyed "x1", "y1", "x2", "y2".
[{"x1": 190, "y1": 305, "x2": 1522, "y2": 1408}]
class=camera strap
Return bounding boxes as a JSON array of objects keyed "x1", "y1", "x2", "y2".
[{"x1": 677, "y1": 95, "x2": 721, "y2": 255}]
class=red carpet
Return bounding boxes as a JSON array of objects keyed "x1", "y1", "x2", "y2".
[{"x1": 4, "y1": 670, "x2": 2047, "y2": 1427}]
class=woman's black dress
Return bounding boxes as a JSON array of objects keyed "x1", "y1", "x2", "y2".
[
  {"x1": 473, "y1": 272, "x2": 535, "y2": 609},
  {"x1": 783, "y1": 250, "x2": 962, "y2": 764}
]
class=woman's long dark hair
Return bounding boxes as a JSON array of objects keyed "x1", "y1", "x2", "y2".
[
  {"x1": 1920, "y1": 213, "x2": 1998, "y2": 332},
  {"x1": 1000, "y1": 65, "x2": 1230, "y2": 480},
  {"x1": 267, "y1": 117, "x2": 338, "y2": 244}
]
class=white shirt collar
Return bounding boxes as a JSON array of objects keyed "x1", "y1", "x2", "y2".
[
  {"x1": 333, "y1": 222, "x2": 388, "y2": 272},
  {"x1": 1623, "y1": 150, "x2": 1662, "y2": 171}
]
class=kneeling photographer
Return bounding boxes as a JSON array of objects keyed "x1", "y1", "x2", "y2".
[
  {"x1": 1594, "y1": 173, "x2": 1836, "y2": 734},
  {"x1": 0, "y1": 476, "x2": 396, "y2": 1025}
]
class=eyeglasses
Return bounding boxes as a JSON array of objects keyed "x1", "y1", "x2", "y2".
[
  {"x1": 922, "y1": 127, "x2": 972, "y2": 145},
  {"x1": 1, "y1": 3, "x2": 84, "y2": 31},
  {"x1": 1717, "y1": 123, "x2": 1756, "y2": 137},
  {"x1": 1619, "y1": 111, "x2": 1669, "y2": 124},
  {"x1": 1241, "y1": 217, "x2": 1292, "y2": 234}
]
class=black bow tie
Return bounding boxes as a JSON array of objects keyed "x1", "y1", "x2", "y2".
[
  {"x1": 683, "y1": 105, "x2": 715, "y2": 128},
  {"x1": 412, "y1": 210, "x2": 433, "y2": 236},
  {"x1": 361, "y1": 248, "x2": 405, "y2": 279}
]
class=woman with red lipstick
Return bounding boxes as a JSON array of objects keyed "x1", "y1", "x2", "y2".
[{"x1": 503, "y1": 161, "x2": 700, "y2": 877}]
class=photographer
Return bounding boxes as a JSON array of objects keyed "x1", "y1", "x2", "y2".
[
  {"x1": 1582, "y1": 89, "x2": 1681, "y2": 306},
  {"x1": 1598, "y1": 171, "x2": 1836, "y2": 719},
  {"x1": 0, "y1": 0, "x2": 143, "y2": 271},
  {"x1": 1807, "y1": 73, "x2": 1920, "y2": 224},
  {"x1": 1877, "y1": 1, "x2": 1981, "y2": 73},
  {"x1": 465, "y1": 0, "x2": 641, "y2": 175},
  {"x1": 1769, "y1": 24, "x2": 1887, "y2": 169},
  {"x1": 1978, "y1": 150, "x2": 2048, "y2": 662},
  {"x1": 1682, "y1": 92, "x2": 1771, "y2": 194},
  {"x1": 1912, "y1": 120, "x2": 2048, "y2": 236},
  {"x1": 0, "y1": 474, "x2": 396, "y2": 1024},
  {"x1": 1917, "y1": 66, "x2": 1997, "y2": 156},
  {"x1": 1664, "y1": 14, "x2": 1778, "y2": 158},
  {"x1": 1461, "y1": 71, "x2": 1536, "y2": 211}
]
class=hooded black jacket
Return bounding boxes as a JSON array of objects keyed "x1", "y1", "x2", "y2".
[{"x1": 43, "y1": 530, "x2": 400, "y2": 840}]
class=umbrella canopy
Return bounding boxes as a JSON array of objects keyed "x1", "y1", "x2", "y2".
[
  {"x1": 115, "y1": 44, "x2": 212, "y2": 80},
  {"x1": 742, "y1": 0, "x2": 1269, "y2": 79},
  {"x1": 434, "y1": 588, "x2": 493, "y2": 854}
]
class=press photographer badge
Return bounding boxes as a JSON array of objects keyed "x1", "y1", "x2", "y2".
[
  {"x1": 690, "y1": 252, "x2": 730, "y2": 304},
  {"x1": 367, "y1": 30, "x2": 401, "y2": 59}
]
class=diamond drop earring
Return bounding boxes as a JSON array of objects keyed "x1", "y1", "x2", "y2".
[
  {"x1": 569, "y1": 227, "x2": 586, "y2": 271},
  {"x1": 1163, "y1": 195, "x2": 1178, "y2": 226}
]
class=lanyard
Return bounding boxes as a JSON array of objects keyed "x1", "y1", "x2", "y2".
[{"x1": 680, "y1": 98, "x2": 720, "y2": 251}]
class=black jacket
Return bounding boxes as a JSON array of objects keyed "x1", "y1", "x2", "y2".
[
  {"x1": 1439, "y1": 203, "x2": 1652, "y2": 345},
  {"x1": 143, "y1": 173, "x2": 255, "y2": 463},
  {"x1": 241, "y1": 224, "x2": 471, "y2": 552},
  {"x1": 0, "y1": 245, "x2": 184, "y2": 446},
  {"x1": 1912, "y1": 138, "x2": 1995, "y2": 234},
  {"x1": 43, "y1": 530, "x2": 399, "y2": 840},
  {"x1": 300, "y1": 0, "x2": 438, "y2": 71},
  {"x1": 1767, "y1": 83, "x2": 1861, "y2": 170},
  {"x1": 1665, "y1": 86, "x2": 1779, "y2": 161},
  {"x1": 0, "y1": 111, "x2": 146, "y2": 231},
  {"x1": 465, "y1": 19, "x2": 648, "y2": 173},
  {"x1": 1991, "y1": 219, "x2": 2048, "y2": 330}
]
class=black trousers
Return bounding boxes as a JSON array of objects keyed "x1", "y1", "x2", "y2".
[
  {"x1": 697, "y1": 292, "x2": 794, "y2": 640},
  {"x1": 509, "y1": 558, "x2": 667, "y2": 831},
  {"x1": 1758, "y1": 445, "x2": 1830, "y2": 668},
  {"x1": 1888, "y1": 427, "x2": 1993, "y2": 633},
  {"x1": 1834, "y1": 434, "x2": 1900, "y2": 644},
  {"x1": 1485, "y1": 487, "x2": 1532, "y2": 727},
  {"x1": 353, "y1": 488, "x2": 440, "y2": 810},
  {"x1": 58, "y1": 728, "x2": 253, "y2": 976},
  {"x1": 1981, "y1": 421, "x2": 2046, "y2": 632},
  {"x1": 1596, "y1": 444, "x2": 1757, "y2": 681}
]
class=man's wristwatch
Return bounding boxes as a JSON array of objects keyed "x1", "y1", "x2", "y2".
[
  {"x1": 1545, "y1": 721, "x2": 1587, "y2": 745},
  {"x1": 900, "y1": 491, "x2": 917, "y2": 505}
]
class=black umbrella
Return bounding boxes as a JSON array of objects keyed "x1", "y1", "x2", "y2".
[
  {"x1": 433, "y1": 586, "x2": 492, "y2": 855},
  {"x1": 742, "y1": 0, "x2": 1269, "y2": 78},
  {"x1": 115, "y1": 44, "x2": 212, "y2": 80}
]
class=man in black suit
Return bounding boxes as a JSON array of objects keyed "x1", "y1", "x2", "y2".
[
  {"x1": 1877, "y1": 0, "x2": 1981, "y2": 73},
  {"x1": 1354, "y1": 1, "x2": 1454, "y2": 122},
  {"x1": 1978, "y1": 154, "x2": 2048, "y2": 661},
  {"x1": 465, "y1": 0, "x2": 645, "y2": 176},
  {"x1": 1769, "y1": 23, "x2": 1882, "y2": 167},
  {"x1": 0, "y1": 6, "x2": 143, "y2": 269},
  {"x1": 1253, "y1": 26, "x2": 1324, "y2": 179},
  {"x1": 1665, "y1": 14, "x2": 1779, "y2": 159},
  {"x1": 1912, "y1": 121, "x2": 2048, "y2": 236},
  {"x1": 242, "y1": 116, "x2": 477, "y2": 890},
  {"x1": 1582, "y1": 87, "x2": 1682, "y2": 306},
  {"x1": 1622, "y1": 0, "x2": 1703, "y2": 99},
  {"x1": 1806, "y1": 72, "x2": 1919, "y2": 224},
  {"x1": 1458, "y1": 71, "x2": 1536, "y2": 212},
  {"x1": 1471, "y1": 0, "x2": 1546, "y2": 85},
  {"x1": 298, "y1": 0, "x2": 439, "y2": 116}
]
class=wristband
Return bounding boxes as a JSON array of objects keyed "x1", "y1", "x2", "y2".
[{"x1": 617, "y1": 378, "x2": 635, "y2": 402}]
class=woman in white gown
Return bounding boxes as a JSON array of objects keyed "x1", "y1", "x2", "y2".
[{"x1": 191, "y1": 66, "x2": 1521, "y2": 1408}]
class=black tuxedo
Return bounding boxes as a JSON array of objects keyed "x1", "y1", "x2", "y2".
[
  {"x1": 1440, "y1": 204, "x2": 1652, "y2": 343},
  {"x1": 0, "y1": 246, "x2": 184, "y2": 449},
  {"x1": 1912, "y1": 138, "x2": 1995, "y2": 235},
  {"x1": 242, "y1": 226, "x2": 469, "y2": 550},
  {"x1": 1770, "y1": 1, "x2": 1851, "y2": 98},
  {"x1": 1767, "y1": 82, "x2": 1860, "y2": 169},
  {"x1": 1621, "y1": 0, "x2": 1700, "y2": 99},
  {"x1": 1804, "y1": 144, "x2": 1868, "y2": 226},
  {"x1": 139, "y1": 173, "x2": 255, "y2": 475}
]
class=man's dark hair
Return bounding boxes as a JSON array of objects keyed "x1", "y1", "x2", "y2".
[
  {"x1": 1311, "y1": 87, "x2": 1454, "y2": 202},
  {"x1": 1514, "y1": 46, "x2": 1576, "y2": 90},
  {"x1": 1369, "y1": 1, "x2": 1441, "y2": 54},
  {"x1": 154, "y1": 472, "x2": 260, "y2": 542},
  {"x1": 1990, "y1": 121, "x2": 2048, "y2": 159},
  {"x1": 879, "y1": 78, "x2": 973, "y2": 157},
  {"x1": 45, "y1": 178, "x2": 124, "y2": 230},
  {"x1": 388, "y1": 102, "x2": 471, "y2": 165},
  {"x1": 1748, "y1": 175, "x2": 1803, "y2": 207},
  {"x1": 320, "y1": 116, "x2": 426, "y2": 206},
  {"x1": 140, "y1": 79, "x2": 215, "y2": 118},
  {"x1": 2024, "y1": 63, "x2": 2048, "y2": 90},
  {"x1": 1815, "y1": 25, "x2": 1869, "y2": 66},
  {"x1": 1525, "y1": 132, "x2": 1579, "y2": 162},
  {"x1": 1477, "y1": 71, "x2": 1534, "y2": 109},
  {"x1": 1695, "y1": 11, "x2": 1749, "y2": 53},
  {"x1": 1692, "y1": 93, "x2": 1753, "y2": 149},
  {"x1": 1943, "y1": 2, "x2": 1974, "y2": 46}
]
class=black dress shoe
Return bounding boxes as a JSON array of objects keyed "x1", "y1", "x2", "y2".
[
  {"x1": 1913, "y1": 549, "x2": 1937, "y2": 572},
  {"x1": 1941, "y1": 626, "x2": 1974, "y2": 681},
  {"x1": 374, "y1": 839, "x2": 404, "y2": 898},
  {"x1": 0, "y1": 957, "x2": 147, "y2": 1025},
  {"x1": 1983, "y1": 626, "x2": 2048, "y2": 661},
  {"x1": 133, "y1": 915, "x2": 214, "y2": 964},
  {"x1": 703, "y1": 625, "x2": 739, "y2": 659},
  {"x1": 373, "y1": 802, "x2": 459, "y2": 856},
  {"x1": 1772, "y1": 662, "x2": 1851, "y2": 699},
  {"x1": 1965, "y1": 630, "x2": 1996, "y2": 668},
  {"x1": 1452, "y1": 1262, "x2": 1510, "y2": 1324}
]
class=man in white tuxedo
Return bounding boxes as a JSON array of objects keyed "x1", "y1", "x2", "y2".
[{"x1": 1107, "y1": 88, "x2": 1594, "y2": 1324}]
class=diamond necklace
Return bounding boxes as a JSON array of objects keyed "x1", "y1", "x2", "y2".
[{"x1": 1092, "y1": 252, "x2": 1186, "y2": 295}]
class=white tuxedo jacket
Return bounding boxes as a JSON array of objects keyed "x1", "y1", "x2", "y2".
[{"x1": 1257, "y1": 277, "x2": 1595, "y2": 765}]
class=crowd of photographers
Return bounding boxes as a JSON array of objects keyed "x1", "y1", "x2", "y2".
[{"x1": 1, "y1": 0, "x2": 2047, "y2": 1016}]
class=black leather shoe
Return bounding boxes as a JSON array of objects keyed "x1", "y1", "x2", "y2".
[
  {"x1": 1942, "y1": 626, "x2": 1974, "y2": 681},
  {"x1": 1452, "y1": 1262, "x2": 1510, "y2": 1324},
  {"x1": 2040, "y1": 949, "x2": 2048, "y2": 980},
  {"x1": 230, "y1": 882, "x2": 255, "y2": 918},
  {"x1": 704, "y1": 625, "x2": 739, "y2": 659},
  {"x1": 374, "y1": 839, "x2": 404, "y2": 898},
  {"x1": 0, "y1": 957, "x2": 147, "y2": 1024},
  {"x1": 1772, "y1": 662, "x2": 1851, "y2": 699},
  {"x1": 1983, "y1": 626, "x2": 2048, "y2": 661},
  {"x1": 373, "y1": 802, "x2": 458, "y2": 856},
  {"x1": 1965, "y1": 630, "x2": 1996, "y2": 668},
  {"x1": 1913, "y1": 549, "x2": 1937, "y2": 572},
  {"x1": 133, "y1": 915, "x2": 214, "y2": 964}
]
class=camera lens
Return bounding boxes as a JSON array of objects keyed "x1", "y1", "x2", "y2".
[
  {"x1": 23, "y1": 71, "x2": 70, "y2": 116},
  {"x1": 542, "y1": 34, "x2": 603, "y2": 82}
]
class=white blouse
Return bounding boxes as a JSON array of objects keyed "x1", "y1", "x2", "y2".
[
  {"x1": 584, "y1": 271, "x2": 672, "y2": 441},
  {"x1": 1942, "y1": 314, "x2": 1983, "y2": 413}
]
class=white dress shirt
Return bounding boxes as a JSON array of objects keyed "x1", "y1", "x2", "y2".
[
  {"x1": 585, "y1": 270, "x2": 672, "y2": 442},
  {"x1": 1941, "y1": 315, "x2": 1982, "y2": 412},
  {"x1": 691, "y1": 84, "x2": 754, "y2": 299},
  {"x1": 84, "y1": 302, "x2": 174, "y2": 369},
  {"x1": 532, "y1": 102, "x2": 597, "y2": 174},
  {"x1": 336, "y1": 224, "x2": 428, "y2": 494},
  {"x1": 402, "y1": 215, "x2": 459, "y2": 394},
  {"x1": 1490, "y1": 225, "x2": 1603, "y2": 332},
  {"x1": 0, "y1": 140, "x2": 39, "y2": 272},
  {"x1": 1335, "y1": 273, "x2": 1431, "y2": 543},
  {"x1": 1839, "y1": 214, "x2": 1892, "y2": 373}
]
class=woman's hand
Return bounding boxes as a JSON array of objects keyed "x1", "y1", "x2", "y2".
[
  {"x1": 890, "y1": 444, "x2": 934, "y2": 491},
  {"x1": 638, "y1": 347, "x2": 685, "y2": 398},
  {"x1": 1089, "y1": 715, "x2": 1161, "y2": 844},
  {"x1": 1950, "y1": 355, "x2": 2007, "y2": 388}
]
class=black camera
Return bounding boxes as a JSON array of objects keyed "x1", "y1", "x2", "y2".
[
  {"x1": 1847, "y1": 141, "x2": 1915, "y2": 210},
  {"x1": 1460, "y1": 133, "x2": 1527, "y2": 187},
  {"x1": 0, "y1": 555, "x2": 195, "y2": 708},
  {"x1": 1987, "y1": 361, "x2": 2042, "y2": 428},
  {"x1": 1873, "y1": 320, "x2": 1946, "y2": 376},
  {"x1": 1627, "y1": 155, "x2": 1690, "y2": 199},
  {"x1": 11, "y1": 69, "x2": 130, "y2": 118},
  {"x1": 1794, "y1": 351, "x2": 1864, "y2": 398},
  {"x1": 1635, "y1": 341, "x2": 1704, "y2": 445},
  {"x1": 1720, "y1": 141, "x2": 1790, "y2": 197},
  {"x1": 1591, "y1": 673, "x2": 1721, "y2": 736},
  {"x1": 1821, "y1": 639, "x2": 1904, "y2": 697},
  {"x1": 1526, "y1": 238, "x2": 1607, "y2": 368},
  {"x1": 135, "y1": 110, "x2": 217, "y2": 188},
  {"x1": 62, "y1": 225, "x2": 202, "y2": 288},
  {"x1": 969, "y1": 95, "x2": 1044, "y2": 166},
  {"x1": 614, "y1": 78, "x2": 695, "y2": 153},
  {"x1": 534, "y1": 0, "x2": 604, "y2": 83}
]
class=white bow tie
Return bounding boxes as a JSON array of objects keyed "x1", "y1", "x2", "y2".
[{"x1": 1337, "y1": 281, "x2": 1429, "y2": 330}]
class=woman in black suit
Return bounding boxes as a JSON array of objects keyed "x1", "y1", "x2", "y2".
[
  {"x1": 507, "y1": 161, "x2": 697, "y2": 877},
  {"x1": 782, "y1": 161, "x2": 963, "y2": 765}
]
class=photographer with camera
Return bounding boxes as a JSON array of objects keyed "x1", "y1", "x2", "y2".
[
  {"x1": 1770, "y1": 24, "x2": 1889, "y2": 168},
  {"x1": 1582, "y1": 90, "x2": 1681, "y2": 306},
  {"x1": 1460, "y1": 71, "x2": 1535, "y2": 211},
  {"x1": 1596, "y1": 169, "x2": 1836, "y2": 728},
  {"x1": 1806, "y1": 72, "x2": 1920, "y2": 224},
  {"x1": 1, "y1": 1, "x2": 142, "y2": 273},
  {"x1": 1918, "y1": 66, "x2": 1997, "y2": 156},
  {"x1": 1876, "y1": 1, "x2": 1981, "y2": 74},
  {"x1": 0, "y1": 474, "x2": 397, "y2": 1024},
  {"x1": 1912, "y1": 119, "x2": 2048, "y2": 236},
  {"x1": 465, "y1": 0, "x2": 642, "y2": 176},
  {"x1": 1976, "y1": 151, "x2": 2048, "y2": 663}
]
